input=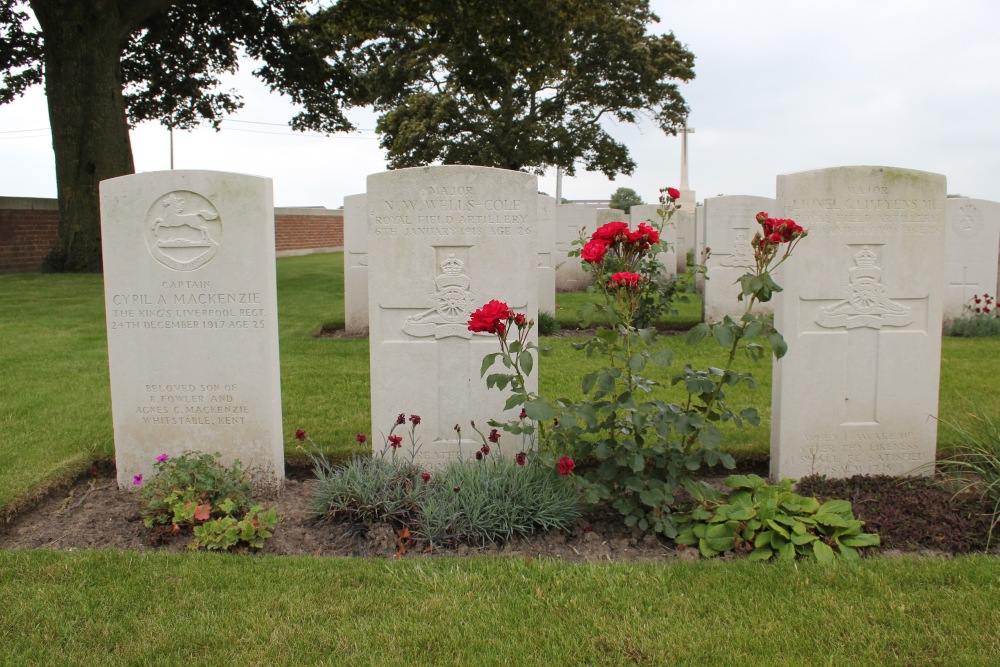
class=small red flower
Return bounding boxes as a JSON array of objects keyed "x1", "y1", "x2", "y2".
[
  {"x1": 295, "y1": 429, "x2": 307, "y2": 441},
  {"x1": 421, "y1": 472, "x2": 431, "y2": 484},
  {"x1": 557, "y1": 456, "x2": 575, "y2": 475},
  {"x1": 514, "y1": 313, "x2": 527, "y2": 328},
  {"x1": 488, "y1": 428, "x2": 501, "y2": 443},
  {"x1": 475, "y1": 451, "x2": 483, "y2": 460},
  {"x1": 610, "y1": 272, "x2": 641, "y2": 288},
  {"x1": 515, "y1": 451, "x2": 527, "y2": 466},
  {"x1": 396, "y1": 413, "x2": 406, "y2": 425},
  {"x1": 519, "y1": 408, "x2": 527, "y2": 420},
  {"x1": 356, "y1": 433, "x2": 367, "y2": 443},
  {"x1": 409, "y1": 414, "x2": 421, "y2": 425},
  {"x1": 388, "y1": 435, "x2": 403, "y2": 449},
  {"x1": 480, "y1": 444, "x2": 490, "y2": 455},
  {"x1": 453, "y1": 486, "x2": 461, "y2": 493},
  {"x1": 666, "y1": 187, "x2": 681, "y2": 200}
]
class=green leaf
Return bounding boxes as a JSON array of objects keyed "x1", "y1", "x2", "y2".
[
  {"x1": 818, "y1": 499, "x2": 854, "y2": 516},
  {"x1": 524, "y1": 398, "x2": 555, "y2": 421},
  {"x1": 480, "y1": 352, "x2": 501, "y2": 377},
  {"x1": 777, "y1": 540, "x2": 796, "y2": 560},
  {"x1": 748, "y1": 548, "x2": 773, "y2": 562},
  {"x1": 631, "y1": 453, "x2": 645, "y2": 473},
  {"x1": 713, "y1": 323, "x2": 735, "y2": 348},
  {"x1": 813, "y1": 512, "x2": 849, "y2": 528},
  {"x1": 702, "y1": 523, "x2": 737, "y2": 554},
  {"x1": 840, "y1": 534, "x2": 881, "y2": 548},
  {"x1": 686, "y1": 322, "x2": 710, "y2": 345},
  {"x1": 812, "y1": 540, "x2": 835, "y2": 564},
  {"x1": 768, "y1": 332, "x2": 788, "y2": 359},
  {"x1": 520, "y1": 350, "x2": 533, "y2": 377},
  {"x1": 650, "y1": 349, "x2": 673, "y2": 367},
  {"x1": 582, "y1": 371, "x2": 598, "y2": 394}
]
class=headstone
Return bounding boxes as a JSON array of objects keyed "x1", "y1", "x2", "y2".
[
  {"x1": 675, "y1": 209, "x2": 695, "y2": 273},
  {"x1": 555, "y1": 203, "x2": 597, "y2": 291},
  {"x1": 367, "y1": 166, "x2": 538, "y2": 464},
  {"x1": 943, "y1": 198, "x2": 1000, "y2": 322},
  {"x1": 629, "y1": 203, "x2": 677, "y2": 280},
  {"x1": 100, "y1": 170, "x2": 284, "y2": 490},
  {"x1": 343, "y1": 193, "x2": 369, "y2": 335},
  {"x1": 702, "y1": 195, "x2": 777, "y2": 323},
  {"x1": 597, "y1": 208, "x2": 626, "y2": 226},
  {"x1": 537, "y1": 195, "x2": 557, "y2": 315},
  {"x1": 771, "y1": 166, "x2": 945, "y2": 480},
  {"x1": 694, "y1": 204, "x2": 706, "y2": 293}
]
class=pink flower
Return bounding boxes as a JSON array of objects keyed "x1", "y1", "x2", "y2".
[
  {"x1": 156, "y1": 453, "x2": 169, "y2": 463},
  {"x1": 132, "y1": 474, "x2": 143, "y2": 485},
  {"x1": 666, "y1": 187, "x2": 681, "y2": 200},
  {"x1": 388, "y1": 435, "x2": 403, "y2": 449},
  {"x1": 295, "y1": 429, "x2": 307, "y2": 441},
  {"x1": 557, "y1": 457, "x2": 575, "y2": 475}
]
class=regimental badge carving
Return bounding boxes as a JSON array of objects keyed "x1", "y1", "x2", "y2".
[
  {"x1": 144, "y1": 191, "x2": 221, "y2": 271},
  {"x1": 403, "y1": 254, "x2": 478, "y2": 339},
  {"x1": 952, "y1": 203, "x2": 982, "y2": 239},
  {"x1": 718, "y1": 228, "x2": 755, "y2": 268},
  {"x1": 816, "y1": 247, "x2": 912, "y2": 330}
]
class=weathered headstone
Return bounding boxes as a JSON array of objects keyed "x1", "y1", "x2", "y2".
[
  {"x1": 555, "y1": 203, "x2": 597, "y2": 291},
  {"x1": 367, "y1": 166, "x2": 538, "y2": 464},
  {"x1": 629, "y1": 203, "x2": 677, "y2": 281},
  {"x1": 343, "y1": 193, "x2": 369, "y2": 335},
  {"x1": 702, "y1": 195, "x2": 776, "y2": 323},
  {"x1": 597, "y1": 208, "x2": 626, "y2": 226},
  {"x1": 537, "y1": 195, "x2": 557, "y2": 315},
  {"x1": 943, "y1": 198, "x2": 1000, "y2": 322},
  {"x1": 771, "y1": 166, "x2": 945, "y2": 480},
  {"x1": 675, "y1": 209, "x2": 695, "y2": 273},
  {"x1": 694, "y1": 204, "x2": 706, "y2": 293},
  {"x1": 100, "y1": 170, "x2": 284, "y2": 489}
]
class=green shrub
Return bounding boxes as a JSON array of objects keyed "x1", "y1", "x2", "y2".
[
  {"x1": 137, "y1": 451, "x2": 277, "y2": 551},
  {"x1": 675, "y1": 474, "x2": 880, "y2": 561},
  {"x1": 537, "y1": 310, "x2": 560, "y2": 335},
  {"x1": 308, "y1": 453, "x2": 426, "y2": 526},
  {"x1": 419, "y1": 456, "x2": 579, "y2": 547},
  {"x1": 946, "y1": 316, "x2": 1000, "y2": 337},
  {"x1": 937, "y1": 404, "x2": 1000, "y2": 550}
]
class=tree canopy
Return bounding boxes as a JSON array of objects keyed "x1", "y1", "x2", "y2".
[
  {"x1": 0, "y1": 0, "x2": 352, "y2": 271},
  {"x1": 609, "y1": 187, "x2": 644, "y2": 213},
  {"x1": 304, "y1": 0, "x2": 695, "y2": 178}
]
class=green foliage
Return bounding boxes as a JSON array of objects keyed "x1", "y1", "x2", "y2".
[
  {"x1": 139, "y1": 452, "x2": 253, "y2": 529},
  {"x1": 537, "y1": 311, "x2": 560, "y2": 335},
  {"x1": 308, "y1": 454, "x2": 426, "y2": 526},
  {"x1": 676, "y1": 475, "x2": 880, "y2": 561},
  {"x1": 137, "y1": 451, "x2": 277, "y2": 551},
  {"x1": 609, "y1": 187, "x2": 644, "y2": 213},
  {"x1": 936, "y1": 404, "x2": 1000, "y2": 550},
  {"x1": 419, "y1": 458, "x2": 579, "y2": 547},
  {"x1": 946, "y1": 294, "x2": 1000, "y2": 337},
  {"x1": 192, "y1": 504, "x2": 279, "y2": 551},
  {"x1": 306, "y1": 0, "x2": 695, "y2": 176}
]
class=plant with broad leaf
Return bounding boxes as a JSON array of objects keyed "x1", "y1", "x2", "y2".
[{"x1": 474, "y1": 201, "x2": 807, "y2": 538}]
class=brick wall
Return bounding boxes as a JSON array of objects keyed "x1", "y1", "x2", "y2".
[
  {"x1": 0, "y1": 197, "x2": 61, "y2": 273},
  {"x1": 0, "y1": 197, "x2": 343, "y2": 273}
]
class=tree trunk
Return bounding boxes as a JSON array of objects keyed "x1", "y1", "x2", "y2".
[{"x1": 32, "y1": 0, "x2": 135, "y2": 273}]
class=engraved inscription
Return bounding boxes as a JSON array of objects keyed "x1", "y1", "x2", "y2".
[
  {"x1": 799, "y1": 431, "x2": 928, "y2": 475},
  {"x1": 134, "y1": 383, "x2": 252, "y2": 426},
  {"x1": 372, "y1": 183, "x2": 532, "y2": 238},
  {"x1": 144, "y1": 191, "x2": 221, "y2": 271},
  {"x1": 952, "y1": 203, "x2": 982, "y2": 239},
  {"x1": 816, "y1": 247, "x2": 912, "y2": 329},
  {"x1": 107, "y1": 281, "x2": 266, "y2": 332}
]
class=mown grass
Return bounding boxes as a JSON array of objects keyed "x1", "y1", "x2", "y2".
[
  {"x1": 0, "y1": 550, "x2": 997, "y2": 666},
  {"x1": 3, "y1": 253, "x2": 1000, "y2": 513}
]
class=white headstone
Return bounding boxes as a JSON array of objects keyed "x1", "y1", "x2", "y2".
[
  {"x1": 694, "y1": 204, "x2": 706, "y2": 293},
  {"x1": 100, "y1": 170, "x2": 283, "y2": 489},
  {"x1": 771, "y1": 166, "x2": 945, "y2": 480},
  {"x1": 675, "y1": 209, "x2": 695, "y2": 273},
  {"x1": 702, "y1": 195, "x2": 777, "y2": 323},
  {"x1": 555, "y1": 203, "x2": 597, "y2": 291},
  {"x1": 943, "y1": 198, "x2": 1000, "y2": 322},
  {"x1": 597, "y1": 208, "x2": 626, "y2": 226},
  {"x1": 629, "y1": 203, "x2": 677, "y2": 280},
  {"x1": 343, "y1": 193, "x2": 369, "y2": 335},
  {"x1": 537, "y1": 195, "x2": 557, "y2": 315},
  {"x1": 367, "y1": 166, "x2": 538, "y2": 464}
]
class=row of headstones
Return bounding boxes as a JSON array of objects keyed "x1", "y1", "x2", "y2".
[
  {"x1": 99, "y1": 165, "x2": 948, "y2": 491},
  {"x1": 343, "y1": 196, "x2": 692, "y2": 334},
  {"x1": 700, "y1": 195, "x2": 1000, "y2": 325}
]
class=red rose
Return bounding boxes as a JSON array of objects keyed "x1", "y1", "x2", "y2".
[
  {"x1": 755, "y1": 211, "x2": 769, "y2": 225},
  {"x1": 592, "y1": 221, "x2": 629, "y2": 243},
  {"x1": 635, "y1": 222, "x2": 659, "y2": 245},
  {"x1": 557, "y1": 456, "x2": 575, "y2": 475},
  {"x1": 666, "y1": 187, "x2": 681, "y2": 200},
  {"x1": 581, "y1": 239, "x2": 610, "y2": 263},
  {"x1": 514, "y1": 313, "x2": 527, "y2": 327},
  {"x1": 610, "y1": 272, "x2": 641, "y2": 288},
  {"x1": 515, "y1": 451, "x2": 527, "y2": 466},
  {"x1": 468, "y1": 299, "x2": 511, "y2": 333},
  {"x1": 768, "y1": 232, "x2": 782, "y2": 244}
]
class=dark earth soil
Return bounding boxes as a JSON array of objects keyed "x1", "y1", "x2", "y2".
[{"x1": 1, "y1": 461, "x2": 995, "y2": 561}]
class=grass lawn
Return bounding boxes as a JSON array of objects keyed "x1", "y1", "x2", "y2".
[{"x1": 2, "y1": 253, "x2": 1000, "y2": 664}]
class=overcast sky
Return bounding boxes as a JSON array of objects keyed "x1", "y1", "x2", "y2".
[{"x1": 2, "y1": 0, "x2": 999, "y2": 209}]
